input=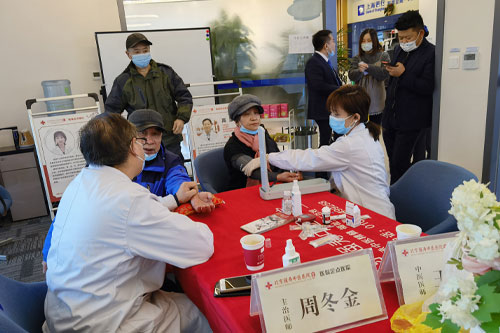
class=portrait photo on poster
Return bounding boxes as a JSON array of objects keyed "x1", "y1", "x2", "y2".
[
  {"x1": 44, "y1": 129, "x2": 76, "y2": 156},
  {"x1": 196, "y1": 117, "x2": 221, "y2": 143}
]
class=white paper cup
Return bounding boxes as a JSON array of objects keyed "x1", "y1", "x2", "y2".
[
  {"x1": 396, "y1": 224, "x2": 422, "y2": 240},
  {"x1": 240, "y1": 234, "x2": 265, "y2": 271}
]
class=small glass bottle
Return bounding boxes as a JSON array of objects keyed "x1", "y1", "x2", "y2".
[{"x1": 282, "y1": 190, "x2": 292, "y2": 215}]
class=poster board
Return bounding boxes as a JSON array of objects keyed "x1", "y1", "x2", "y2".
[
  {"x1": 188, "y1": 104, "x2": 237, "y2": 160},
  {"x1": 95, "y1": 28, "x2": 215, "y2": 106},
  {"x1": 27, "y1": 94, "x2": 101, "y2": 219}
]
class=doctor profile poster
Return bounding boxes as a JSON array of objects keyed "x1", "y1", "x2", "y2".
[
  {"x1": 189, "y1": 103, "x2": 236, "y2": 158},
  {"x1": 32, "y1": 111, "x2": 98, "y2": 202}
]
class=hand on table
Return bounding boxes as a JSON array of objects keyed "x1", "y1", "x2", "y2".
[
  {"x1": 277, "y1": 172, "x2": 301, "y2": 183},
  {"x1": 176, "y1": 181, "x2": 198, "y2": 204},
  {"x1": 386, "y1": 62, "x2": 405, "y2": 77},
  {"x1": 172, "y1": 119, "x2": 185, "y2": 135},
  {"x1": 190, "y1": 192, "x2": 215, "y2": 214}
]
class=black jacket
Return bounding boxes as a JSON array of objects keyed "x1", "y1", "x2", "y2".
[
  {"x1": 383, "y1": 38, "x2": 435, "y2": 130},
  {"x1": 223, "y1": 129, "x2": 283, "y2": 191},
  {"x1": 305, "y1": 53, "x2": 342, "y2": 120}
]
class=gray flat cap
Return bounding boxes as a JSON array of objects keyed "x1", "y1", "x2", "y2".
[
  {"x1": 228, "y1": 94, "x2": 264, "y2": 121},
  {"x1": 128, "y1": 109, "x2": 166, "y2": 132}
]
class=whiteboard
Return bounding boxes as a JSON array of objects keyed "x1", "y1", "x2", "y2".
[{"x1": 95, "y1": 28, "x2": 215, "y2": 105}]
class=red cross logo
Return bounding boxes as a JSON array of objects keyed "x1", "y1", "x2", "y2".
[
  {"x1": 402, "y1": 249, "x2": 409, "y2": 257},
  {"x1": 265, "y1": 282, "x2": 272, "y2": 290},
  {"x1": 40, "y1": 120, "x2": 45, "y2": 125}
]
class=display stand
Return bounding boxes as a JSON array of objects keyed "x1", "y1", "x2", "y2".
[
  {"x1": 186, "y1": 80, "x2": 242, "y2": 180},
  {"x1": 249, "y1": 249, "x2": 387, "y2": 332},
  {"x1": 26, "y1": 93, "x2": 102, "y2": 219},
  {"x1": 378, "y1": 232, "x2": 459, "y2": 305}
]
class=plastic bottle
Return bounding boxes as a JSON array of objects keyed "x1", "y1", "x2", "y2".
[
  {"x1": 282, "y1": 190, "x2": 292, "y2": 215},
  {"x1": 291, "y1": 180, "x2": 302, "y2": 217},
  {"x1": 322, "y1": 206, "x2": 331, "y2": 225},
  {"x1": 282, "y1": 239, "x2": 301, "y2": 267}
]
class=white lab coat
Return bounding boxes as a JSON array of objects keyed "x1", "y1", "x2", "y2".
[
  {"x1": 268, "y1": 124, "x2": 395, "y2": 219},
  {"x1": 200, "y1": 129, "x2": 218, "y2": 143},
  {"x1": 43, "y1": 165, "x2": 214, "y2": 332}
]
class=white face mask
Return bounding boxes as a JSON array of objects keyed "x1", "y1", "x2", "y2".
[
  {"x1": 400, "y1": 32, "x2": 421, "y2": 52},
  {"x1": 361, "y1": 42, "x2": 373, "y2": 52}
]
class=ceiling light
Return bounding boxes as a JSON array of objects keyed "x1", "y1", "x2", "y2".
[{"x1": 287, "y1": 0, "x2": 322, "y2": 21}]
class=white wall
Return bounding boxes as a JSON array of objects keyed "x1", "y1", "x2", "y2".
[
  {"x1": 419, "y1": 0, "x2": 437, "y2": 44},
  {"x1": 0, "y1": 0, "x2": 121, "y2": 136},
  {"x1": 438, "y1": 0, "x2": 495, "y2": 180}
]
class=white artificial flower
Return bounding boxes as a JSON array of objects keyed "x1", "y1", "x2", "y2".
[
  {"x1": 471, "y1": 238, "x2": 499, "y2": 261},
  {"x1": 439, "y1": 277, "x2": 460, "y2": 298}
]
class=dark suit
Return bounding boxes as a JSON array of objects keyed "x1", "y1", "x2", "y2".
[
  {"x1": 305, "y1": 52, "x2": 342, "y2": 146},
  {"x1": 382, "y1": 38, "x2": 435, "y2": 184}
]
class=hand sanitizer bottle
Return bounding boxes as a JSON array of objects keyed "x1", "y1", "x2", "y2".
[
  {"x1": 291, "y1": 180, "x2": 302, "y2": 217},
  {"x1": 282, "y1": 239, "x2": 301, "y2": 267},
  {"x1": 282, "y1": 190, "x2": 292, "y2": 215}
]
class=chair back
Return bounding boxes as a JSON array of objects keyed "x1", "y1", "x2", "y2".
[
  {"x1": 194, "y1": 148, "x2": 229, "y2": 194},
  {"x1": 390, "y1": 160, "x2": 477, "y2": 233},
  {"x1": 0, "y1": 274, "x2": 47, "y2": 332},
  {"x1": 0, "y1": 185, "x2": 12, "y2": 216}
]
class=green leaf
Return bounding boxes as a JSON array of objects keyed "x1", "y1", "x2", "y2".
[
  {"x1": 447, "y1": 257, "x2": 464, "y2": 270},
  {"x1": 441, "y1": 319, "x2": 461, "y2": 333},
  {"x1": 480, "y1": 191, "x2": 484, "y2": 199},
  {"x1": 480, "y1": 313, "x2": 500, "y2": 333},
  {"x1": 422, "y1": 303, "x2": 445, "y2": 329},
  {"x1": 422, "y1": 312, "x2": 443, "y2": 328},
  {"x1": 422, "y1": 303, "x2": 443, "y2": 329},
  {"x1": 472, "y1": 284, "x2": 500, "y2": 322},
  {"x1": 476, "y1": 270, "x2": 500, "y2": 287}
]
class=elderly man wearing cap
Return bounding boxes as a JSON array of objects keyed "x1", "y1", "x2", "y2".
[
  {"x1": 223, "y1": 94, "x2": 301, "y2": 190},
  {"x1": 129, "y1": 109, "x2": 215, "y2": 213},
  {"x1": 105, "y1": 32, "x2": 192, "y2": 161}
]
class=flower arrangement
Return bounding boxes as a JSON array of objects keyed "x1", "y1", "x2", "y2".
[{"x1": 422, "y1": 180, "x2": 500, "y2": 332}]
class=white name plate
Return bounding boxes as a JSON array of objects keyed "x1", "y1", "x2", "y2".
[
  {"x1": 250, "y1": 249, "x2": 387, "y2": 332},
  {"x1": 379, "y1": 231, "x2": 459, "y2": 305}
]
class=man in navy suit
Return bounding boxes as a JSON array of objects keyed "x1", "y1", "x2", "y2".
[
  {"x1": 305, "y1": 30, "x2": 343, "y2": 147},
  {"x1": 383, "y1": 11, "x2": 435, "y2": 184}
]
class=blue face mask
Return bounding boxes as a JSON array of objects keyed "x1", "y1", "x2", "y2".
[
  {"x1": 132, "y1": 53, "x2": 151, "y2": 68},
  {"x1": 240, "y1": 126, "x2": 258, "y2": 135},
  {"x1": 145, "y1": 152, "x2": 158, "y2": 161},
  {"x1": 329, "y1": 114, "x2": 357, "y2": 135}
]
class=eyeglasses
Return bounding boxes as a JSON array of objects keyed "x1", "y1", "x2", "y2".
[{"x1": 135, "y1": 137, "x2": 147, "y2": 147}]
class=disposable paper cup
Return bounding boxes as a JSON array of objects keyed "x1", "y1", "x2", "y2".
[
  {"x1": 240, "y1": 234, "x2": 265, "y2": 271},
  {"x1": 396, "y1": 224, "x2": 422, "y2": 240}
]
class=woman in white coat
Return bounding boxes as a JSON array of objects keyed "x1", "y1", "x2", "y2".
[{"x1": 250, "y1": 85, "x2": 395, "y2": 219}]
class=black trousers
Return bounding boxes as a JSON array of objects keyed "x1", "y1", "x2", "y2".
[
  {"x1": 383, "y1": 127, "x2": 421, "y2": 185},
  {"x1": 412, "y1": 128, "x2": 431, "y2": 161},
  {"x1": 315, "y1": 118, "x2": 332, "y2": 147}
]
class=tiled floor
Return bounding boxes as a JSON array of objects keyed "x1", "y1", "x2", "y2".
[{"x1": 0, "y1": 215, "x2": 51, "y2": 282}]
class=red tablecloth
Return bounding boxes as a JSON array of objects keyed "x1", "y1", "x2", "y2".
[{"x1": 175, "y1": 187, "x2": 402, "y2": 332}]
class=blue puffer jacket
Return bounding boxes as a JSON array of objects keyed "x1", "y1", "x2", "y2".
[
  {"x1": 42, "y1": 144, "x2": 190, "y2": 261},
  {"x1": 133, "y1": 144, "x2": 190, "y2": 196}
]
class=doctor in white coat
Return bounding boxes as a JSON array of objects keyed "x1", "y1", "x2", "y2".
[
  {"x1": 245, "y1": 85, "x2": 395, "y2": 219},
  {"x1": 43, "y1": 113, "x2": 214, "y2": 332}
]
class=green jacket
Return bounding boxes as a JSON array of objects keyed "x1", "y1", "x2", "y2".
[{"x1": 105, "y1": 60, "x2": 193, "y2": 146}]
